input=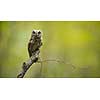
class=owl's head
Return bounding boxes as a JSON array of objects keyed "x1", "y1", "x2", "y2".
[{"x1": 32, "y1": 30, "x2": 42, "y2": 38}]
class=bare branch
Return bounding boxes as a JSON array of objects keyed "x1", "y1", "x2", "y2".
[
  {"x1": 39, "y1": 60, "x2": 43, "y2": 77},
  {"x1": 17, "y1": 50, "x2": 40, "y2": 78},
  {"x1": 38, "y1": 59, "x2": 76, "y2": 69}
]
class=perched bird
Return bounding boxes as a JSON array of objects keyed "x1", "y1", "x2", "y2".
[{"x1": 28, "y1": 30, "x2": 42, "y2": 58}]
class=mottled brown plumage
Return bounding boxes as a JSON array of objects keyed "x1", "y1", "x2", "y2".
[{"x1": 28, "y1": 30, "x2": 42, "y2": 57}]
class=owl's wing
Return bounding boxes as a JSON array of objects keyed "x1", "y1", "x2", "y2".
[{"x1": 28, "y1": 42, "x2": 33, "y2": 57}]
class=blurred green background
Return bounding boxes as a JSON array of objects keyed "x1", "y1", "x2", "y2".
[{"x1": 0, "y1": 21, "x2": 100, "y2": 78}]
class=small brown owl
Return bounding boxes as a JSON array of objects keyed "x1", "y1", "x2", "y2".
[{"x1": 28, "y1": 30, "x2": 42, "y2": 58}]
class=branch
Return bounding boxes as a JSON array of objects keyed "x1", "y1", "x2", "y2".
[
  {"x1": 38, "y1": 59, "x2": 75, "y2": 69},
  {"x1": 39, "y1": 60, "x2": 43, "y2": 77},
  {"x1": 17, "y1": 50, "x2": 40, "y2": 78}
]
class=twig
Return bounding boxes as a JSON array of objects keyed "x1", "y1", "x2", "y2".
[
  {"x1": 17, "y1": 50, "x2": 40, "y2": 78},
  {"x1": 17, "y1": 56, "x2": 75, "y2": 78},
  {"x1": 38, "y1": 59, "x2": 75, "y2": 69},
  {"x1": 39, "y1": 60, "x2": 43, "y2": 77}
]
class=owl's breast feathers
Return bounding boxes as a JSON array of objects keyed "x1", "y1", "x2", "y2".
[{"x1": 28, "y1": 38, "x2": 42, "y2": 57}]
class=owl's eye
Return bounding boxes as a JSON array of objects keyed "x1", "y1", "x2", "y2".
[
  {"x1": 38, "y1": 31, "x2": 41, "y2": 34},
  {"x1": 32, "y1": 31, "x2": 35, "y2": 34}
]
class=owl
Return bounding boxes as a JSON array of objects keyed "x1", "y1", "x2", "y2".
[{"x1": 28, "y1": 30, "x2": 42, "y2": 58}]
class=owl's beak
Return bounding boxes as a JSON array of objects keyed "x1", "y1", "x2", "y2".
[{"x1": 36, "y1": 34, "x2": 40, "y2": 38}]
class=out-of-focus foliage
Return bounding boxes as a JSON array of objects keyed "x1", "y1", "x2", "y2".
[{"x1": 0, "y1": 21, "x2": 100, "y2": 78}]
